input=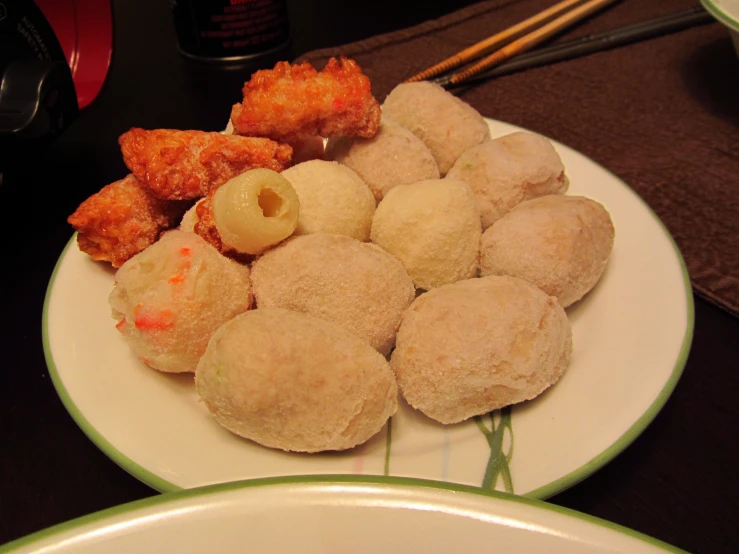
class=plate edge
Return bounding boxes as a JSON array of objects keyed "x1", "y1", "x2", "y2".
[
  {"x1": 0, "y1": 475, "x2": 689, "y2": 554},
  {"x1": 42, "y1": 234, "x2": 182, "y2": 494},
  {"x1": 523, "y1": 156, "x2": 695, "y2": 500},
  {"x1": 701, "y1": 0, "x2": 739, "y2": 32}
]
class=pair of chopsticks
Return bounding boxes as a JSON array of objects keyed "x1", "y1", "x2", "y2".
[
  {"x1": 405, "y1": 1, "x2": 714, "y2": 88},
  {"x1": 405, "y1": 0, "x2": 619, "y2": 85},
  {"x1": 452, "y1": 6, "x2": 714, "y2": 88}
]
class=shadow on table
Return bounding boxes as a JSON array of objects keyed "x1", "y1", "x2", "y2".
[{"x1": 681, "y1": 36, "x2": 739, "y2": 126}]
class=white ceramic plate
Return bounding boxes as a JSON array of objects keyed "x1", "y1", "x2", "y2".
[
  {"x1": 43, "y1": 119, "x2": 693, "y2": 497},
  {"x1": 0, "y1": 477, "x2": 686, "y2": 553}
]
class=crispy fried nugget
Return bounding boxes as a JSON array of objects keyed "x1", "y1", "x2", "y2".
[
  {"x1": 68, "y1": 174, "x2": 189, "y2": 268},
  {"x1": 230, "y1": 57, "x2": 381, "y2": 141},
  {"x1": 119, "y1": 128, "x2": 293, "y2": 201}
]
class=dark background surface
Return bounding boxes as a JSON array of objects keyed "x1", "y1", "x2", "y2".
[{"x1": 1, "y1": 1, "x2": 738, "y2": 552}]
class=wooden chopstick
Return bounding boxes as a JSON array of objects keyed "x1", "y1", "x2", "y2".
[
  {"x1": 443, "y1": 0, "x2": 619, "y2": 87},
  {"x1": 410, "y1": 0, "x2": 619, "y2": 88},
  {"x1": 404, "y1": 0, "x2": 588, "y2": 83},
  {"x1": 438, "y1": 6, "x2": 713, "y2": 89}
]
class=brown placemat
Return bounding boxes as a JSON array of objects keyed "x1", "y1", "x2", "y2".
[{"x1": 298, "y1": 0, "x2": 739, "y2": 318}]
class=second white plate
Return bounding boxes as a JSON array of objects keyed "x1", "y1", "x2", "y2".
[
  {"x1": 43, "y1": 119, "x2": 693, "y2": 497},
  {"x1": 0, "y1": 477, "x2": 685, "y2": 553}
]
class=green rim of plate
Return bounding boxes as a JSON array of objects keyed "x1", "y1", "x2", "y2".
[
  {"x1": 701, "y1": 0, "x2": 739, "y2": 32},
  {"x1": 0, "y1": 475, "x2": 689, "y2": 553},
  {"x1": 41, "y1": 144, "x2": 694, "y2": 500},
  {"x1": 525, "y1": 156, "x2": 695, "y2": 499},
  {"x1": 42, "y1": 236, "x2": 179, "y2": 494}
]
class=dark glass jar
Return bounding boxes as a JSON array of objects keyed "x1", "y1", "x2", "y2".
[{"x1": 170, "y1": 0, "x2": 290, "y2": 62}]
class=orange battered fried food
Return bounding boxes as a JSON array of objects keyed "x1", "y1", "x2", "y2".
[
  {"x1": 119, "y1": 128, "x2": 293, "y2": 201},
  {"x1": 68, "y1": 174, "x2": 189, "y2": 268},
  {"x1": 230, "y1": 57, "x2": 381, "y2": 142}
]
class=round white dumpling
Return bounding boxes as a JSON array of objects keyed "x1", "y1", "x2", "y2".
[
  {"x1": 109, "y1": 230, "x2": 253, "y2": 373},
  {"x1": 325, "y1": 117, "x2": 440, "y2": 202},
  {"x1": 391, "y1": 276, "x2": 572, "y2": 424},
  {"x1": 251, "y1": 233, "x2": 415, "y2": 355},
  {"x1": 447, "y1": 132, "x2": 568, "y2": 229},
  {"x1": 281, "y1": 160, "x2": 376, "y2": 241},
  {"x1": 382, "y1": 82, "x2": 490, "y2": 175},
  {"x1": 480, "y1": 195, "x2": 615, "y2": 307},
  {"x1": 196, "y1": 308, "x2": 398, "y2": 452},
  {"x1": 370, "y1": 178, "x2": 481, "y2": 290}
]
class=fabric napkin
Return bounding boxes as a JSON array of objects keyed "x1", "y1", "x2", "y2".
[{"x1": 297, "y1": 0, "x2": 739, "y2": 317}]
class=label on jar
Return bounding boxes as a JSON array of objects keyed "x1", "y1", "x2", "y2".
[{"x1": 170, "y1": 0, "x2": 290, "y2": 61}]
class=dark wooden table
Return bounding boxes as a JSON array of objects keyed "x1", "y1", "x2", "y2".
[{"x1": 2, "y1": 1, "x2": 737, "y2": 552}]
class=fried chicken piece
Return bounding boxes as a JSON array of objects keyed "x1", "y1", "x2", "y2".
[
  {"x1": 230, "y1": 57, "x2": 381, "y2": 142},
  {"x1": 68, "y1": 174, "x2": 189, "y2": 268},
  {"x1": 119, "y1": 128, "x2": 293, "y2": 201}
]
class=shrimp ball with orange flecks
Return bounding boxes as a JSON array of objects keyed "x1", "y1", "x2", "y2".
[{"x1": 109, "y1": 230, "x2": 253, "y2": 373}]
